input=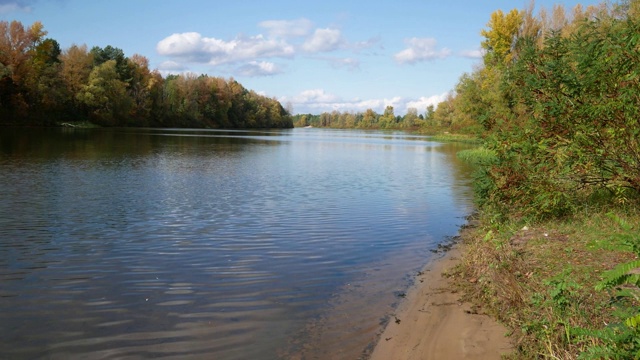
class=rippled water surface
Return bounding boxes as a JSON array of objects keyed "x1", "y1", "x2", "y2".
[{"x1": 0, "y1": 127, "x2": 475, "y2": 359}]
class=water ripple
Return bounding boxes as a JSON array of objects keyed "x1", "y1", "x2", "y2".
[{"x1": 0, "y1": 127, "x2": 475, "y2": 359}]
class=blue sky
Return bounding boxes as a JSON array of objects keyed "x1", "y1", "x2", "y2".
[{"x1": 1, "y1": 0, "x2": 601, "y2": 115}]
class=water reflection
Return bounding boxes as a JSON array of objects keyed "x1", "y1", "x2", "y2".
[{"x1": 0, "y1": 127, "x2": 475, "y2": 359}]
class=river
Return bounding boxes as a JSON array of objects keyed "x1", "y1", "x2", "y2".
[{"x1": 0, "y1": 127, "x2": 475, "y2": 359}]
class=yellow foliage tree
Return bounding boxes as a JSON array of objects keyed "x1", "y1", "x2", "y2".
[{"x1": 480, "y1": 9, "x2": 523, "y2": 64}]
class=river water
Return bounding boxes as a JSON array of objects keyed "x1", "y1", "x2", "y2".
[{"x1": 0, "y1": 127, "x2": 475, "y2": 359}]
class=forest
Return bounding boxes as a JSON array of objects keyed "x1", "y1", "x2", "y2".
[{"x1": 0, "y1": 21, "x2": 293, "y2": 128}]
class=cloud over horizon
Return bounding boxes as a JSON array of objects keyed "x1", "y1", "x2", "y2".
[
  {"x1": 394, "y1": 38, "x2": 451, "y2": 64},
  {"x1": 281, "y1": 89, "x2": 447, "y2": 115}
]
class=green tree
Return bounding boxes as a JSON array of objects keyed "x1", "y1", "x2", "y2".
[
  {"x1": 90, "y1": 45, "x2": 131, "y2": 82},
  {"x1": 26, "y1": 38, "x2": 66, "y2": 121},
  {"x1": 77, "y1": 60, "x2": 132, "y2": 125},
  {"x1": 379, "y1": 105, "x2": 395, "y2": 129},
  {"x1": 403, "y1": 107, "x2": 418, "y2": 128},
  {"x1": 424, "y1": 104, "x2": 435, "y2": 125}
]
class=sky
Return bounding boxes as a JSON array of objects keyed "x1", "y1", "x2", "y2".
[{"x1": 1, "y1": 0, "x2": 602, "y2": 115}]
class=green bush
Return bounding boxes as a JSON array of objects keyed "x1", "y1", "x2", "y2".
[{"x1": 474, "y1": 14, "x2": 640, "y2": 220}]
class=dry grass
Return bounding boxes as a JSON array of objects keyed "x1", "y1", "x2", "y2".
[{"x1": 450, "y1": 211, "x2": 639, "y2": 359}]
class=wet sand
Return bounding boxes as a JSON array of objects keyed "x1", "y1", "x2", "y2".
[{"x1": 369, "y1": 245, "x2": 512, "y2": 360}]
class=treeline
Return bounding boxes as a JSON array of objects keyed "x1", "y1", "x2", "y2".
[
  {"x1": 447, "y1": 0, "x2": 640, "y2": 219},
  {"x1": 0, "y1": 21, "x2": 293, "y2": 128},
  {"x1": 292, "y1": 105, "x2": 436, "y2": 130},
  {"x1": 290, "y1": 96, "x2": 482, "y2": 134}
]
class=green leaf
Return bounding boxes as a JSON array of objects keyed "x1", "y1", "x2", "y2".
[
  {"x1": 625, "y1": 314, "x2": 640, "y2": 329},
  {"x1": 597, "y1": 259, "x2": 640, "y2": 291}
]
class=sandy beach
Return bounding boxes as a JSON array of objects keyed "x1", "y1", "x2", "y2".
[{"x1": 369, "y1": 245, "x2": 513, "y2": 360}]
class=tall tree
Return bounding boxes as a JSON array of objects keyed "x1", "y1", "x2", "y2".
[
  {"x1": 76, "y1": 60, "x2": 132, "y2": 125},
  {"x1": 379, "y1": 105, "x2": 395, "y2": 128},
  {"x1": 26, "y1": 38, "x2": 65, "y2": 120},
  {"x1": 90, "y1": 45, "x2": 131, "y2": 82},
  {"x1": 0, "y1": 20, "x2": 47, "y2": 120},
  {"x1": 480, "y1": 9, "x2": 523, "y2": 65},
  {"x1": 403, "y1": 108, "x2": 419, "y2": 128}
]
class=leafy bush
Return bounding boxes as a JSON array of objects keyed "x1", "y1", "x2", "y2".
[{"x1": 472, "y1": 13, "x2": 640, "y2": 220}]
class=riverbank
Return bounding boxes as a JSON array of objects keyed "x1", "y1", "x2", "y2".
[
  {"x1": 369, "y1": 240, "x2": 512, "y2": 359},
  {"x1": 451, "y1": 210, "x2": 638, "y2": 359},
  {"x1": 369, "y1": 208, "x2": 640, "y2": 359}
]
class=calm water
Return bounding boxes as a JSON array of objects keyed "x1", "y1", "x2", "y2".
[{"x1": 0, "y1": 127, "x2": 475, "y2": 359}]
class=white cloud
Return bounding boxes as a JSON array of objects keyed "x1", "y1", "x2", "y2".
[
  {"x1": 460, "y1": 48, "x2": 484, "y2": 59},
  {"x1": 292, "y1": 89, "x2": 341, "y2": 104},
  {"x1": 349, "y1": 97, "x2": 403, "y2": 112},
  {"x1": 405, "y1": 93, "x2": 449, "y2": 112},
  {"x1": 302, "y1": 28, "x2": 344, "y2": 53},
  {"x1": 283, "y1": 89, "x2": 415, "y2": 114},
  {"x1": 394, "y1": 38, "x2": 451, "y2": 64},
  {"x1": 258, "y1": 18, "x2": 313, "y2": 38},
  {"x1": 282, "y1": 89, "x2": 451, "y2": 115},
  {"x1": 158, "y1": 60, "x2": 186, "y2": 71},
  {"x1": 156, "y1": 20, "x2": 375, "y2": 75},
  {"x1": 236, "y1": 61, "x2": 283, "y2": 77},
  {"x1": 156, "y1": 32, "x2": 294, "y2": 66}
]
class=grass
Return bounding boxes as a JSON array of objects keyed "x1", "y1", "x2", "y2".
[
  {"x1": 452, "y1": 208, "x2": 640, "y2": 359},
  {"x1": 430, "y1": 132, "x2": 481, "y2": 143},
  {"x1": 456, "y1": 147, "x2": 496, "y2": 165}
]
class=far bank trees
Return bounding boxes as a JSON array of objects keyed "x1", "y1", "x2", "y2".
[{"x1": 0, "y1": 20, "x2": 293, "y2": 129}]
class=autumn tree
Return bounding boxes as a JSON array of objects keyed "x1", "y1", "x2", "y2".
[
  {"x1": 481, "y1": 9, "x2": 523, "y2": 65},
  {"x1": 0, "y1": 20, "x2": 47, "y2": 120},
  {"x1": 58, "y1": 44, "x2": 94, "y2": 119},
  {"x1": 361, "y1": 109, "x2": 377, "y2": 128},
  {"x1": 127, "y1": 54, "x2": 155, "y2": 124}
]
